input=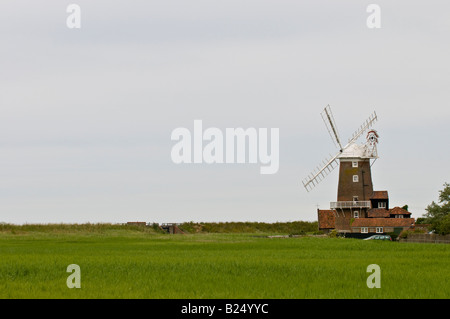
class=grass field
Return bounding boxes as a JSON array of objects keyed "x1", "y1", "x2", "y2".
[{"x1": 0, "y1": 223, "x2": 448, "y2": 299}]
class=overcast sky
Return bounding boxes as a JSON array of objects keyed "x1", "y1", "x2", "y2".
[{"x1": 0, "y1": 1, "x2": 449, "y2": 224}]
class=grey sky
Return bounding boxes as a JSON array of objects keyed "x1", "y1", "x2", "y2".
[{"x1": 0, "y1": 1, "x2": 449, "y2": 224}]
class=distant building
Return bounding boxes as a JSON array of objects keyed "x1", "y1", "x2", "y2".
[
  {"x1": 302, "y1": 106, "x2": 415, "y2": 237},
  {"x1": 319, "y1": 191, "x2": 415, "y2": 236}
]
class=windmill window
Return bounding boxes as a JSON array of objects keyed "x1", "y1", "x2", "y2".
[
  {"x1": 378, "y1": 202, "x2": 386, "y2": 209},
  {"x1": 354, "y1": 211, "x2": 359, "y2": 218},
  {"x1": 352, "y1": 161, "x2": 358, "y2": 167},
  {"x1": 353, "y1": 175, "x2": 359, "y2": 182}
]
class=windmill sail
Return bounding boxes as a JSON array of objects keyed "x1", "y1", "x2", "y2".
[
  {"x1": 302, "y1": 152, "x2": 340, "y2": 192},
  {"x1": 347, "y1": 111, "x2": 377, "y2": 145},
  {"x1": 321, "y1": 104, "x2": 343, "y2": 150},
  {"x1": 302, "y1": 106, "x2": 378, "y2": 192}
]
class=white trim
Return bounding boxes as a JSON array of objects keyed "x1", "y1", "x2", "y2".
[
  {"x1": 353, "y1": 175, "x2": 359, "y2": 182},
  {"x1": 352, "y1": 161, "x2": 358, "y2": 167},
  {"x1": 361, "y1": 227, "x2": 368, "y2": 233},
  {"x1": 378, "y1": 202, "x2": 386, "y2": 209},
  {"x1": 376, "y1": 227, "x2": 383, "y2": 233},
  {"x1": 330, "y1": 201, "x2": 371, "y2": 209}
]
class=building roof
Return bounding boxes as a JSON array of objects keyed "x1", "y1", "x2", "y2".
[
  {"x1": 371, "y1": 191, "x2": 389, "y2": 200},
  {"x1": 389, "y1": 206, "x2": 411, "y2": 215},
  {"x1": 367, "y1": 208, "x2": 390, "y2": 218},
  {"x1": 352, "y1": 218, "x2": 415, "y2": 228},
  {"x1": 339, "y1": 143, "x2": 376, "y2": 159},
  {"x1": 318, "y1": 210, "x2": 335, "y2": 229}
]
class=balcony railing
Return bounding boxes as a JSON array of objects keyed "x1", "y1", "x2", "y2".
[{"x1": 330, "y1": 201, "x2": 371, "y2": 209}]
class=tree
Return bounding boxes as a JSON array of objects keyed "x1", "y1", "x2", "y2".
[
  {"x1": 435, "y1": 214, "x2": 450, "y2": 235},
  {"x1": 423, "y1": 183, "x2": 450, "y2": 234},
  {"x1": 415, "y1": 217, "x2": 427, "y2": 224}
]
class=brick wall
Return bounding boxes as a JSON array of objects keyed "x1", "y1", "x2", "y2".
[
  {"x1": 400, "y1": 233, "x2": 450, "y2": 244},
  {"x1": 334, "y1": 210, "x2": 352, "y2": 232},
  {"x1": 337, "y1": 160, "x2": 373, "y2": 201}
]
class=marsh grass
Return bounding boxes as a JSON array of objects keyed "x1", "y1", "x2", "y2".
[
  {"x1": 178, "y1": 221, "x2": 319, "y2": 234},
  {"x1": 0, "y1": 225, "x2": 448, "y2": 299},
  {"x1": 0, "y1": 222, "x2": 163, "y2": 236}
]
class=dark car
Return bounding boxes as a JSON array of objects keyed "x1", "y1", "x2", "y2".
[{"x1": 363, "y1": 235, "x2": 391, "y2": 241}]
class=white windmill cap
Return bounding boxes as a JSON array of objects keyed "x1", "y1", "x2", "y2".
[{"x1": 338, "y1": 143, "x2": 368, "y2": 159}]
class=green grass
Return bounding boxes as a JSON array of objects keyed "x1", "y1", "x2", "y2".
[
  {"x1": 0, "y1": 224, "x2": 448, "y2": 299},
  {"x1": 178, "y1": 221, "x2": 319, "y2": 234}
]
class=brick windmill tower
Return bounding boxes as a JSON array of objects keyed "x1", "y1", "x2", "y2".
[{"x1": 302, "y1": 105, "x2": 380, "y2": 233}]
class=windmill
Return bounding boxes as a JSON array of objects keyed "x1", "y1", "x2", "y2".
[
  {"x1": 305, "y1": 107, "x2": 417, "y2": 236},
  {"x1": 302, "y1": 105, "x2": 379, "y2": 205}
]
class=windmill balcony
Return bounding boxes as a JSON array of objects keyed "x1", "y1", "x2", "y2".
[{"x1": 330, "y1": 201, "x2": 371, "y2": 209}]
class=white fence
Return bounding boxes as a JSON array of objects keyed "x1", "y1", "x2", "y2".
[{"x1": 330, "y1": 201, "x2": 371, "y2": 209}]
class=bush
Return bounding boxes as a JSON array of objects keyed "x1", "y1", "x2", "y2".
[
  {"x1": 328, "y1": 229, "x2": 339, "y2": 238},
  {"x1": 399, "y1": 230, "x2": 409, "y2": 239},
  {"x1": 290, "y1": 230, "x2": 306, "y2": 236},
  {"x1": 387, "y1": 232, "x2": 398, "y2": 241},
  {"x1": 399, "y1": 228, "x2": 426, "y2": 239}
]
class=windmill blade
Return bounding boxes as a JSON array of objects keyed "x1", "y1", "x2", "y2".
[
  {"x1": 302, "y1": 151, "x2": 340, "y2": 192},
  {"x1": 321, "y1": 105, "x2": 343, "y2": 151},
  {"x1": 347, "y1": 111, "x2": 378, "y2": 145}
]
